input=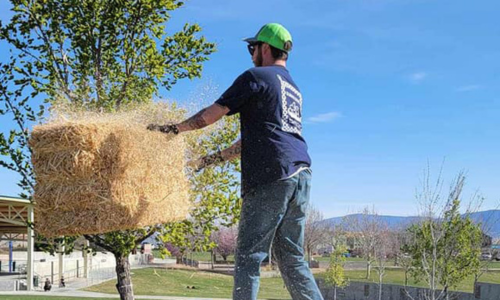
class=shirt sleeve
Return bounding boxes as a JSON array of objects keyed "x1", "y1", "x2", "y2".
[{"x1": 215, "y1": 70, "x2": 261, "y2": 116}]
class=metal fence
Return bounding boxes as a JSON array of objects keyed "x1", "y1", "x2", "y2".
[
  {"x1": 2, "y1": 255, "x2": 154, "y2": 290},
  {"x1": 32, "y1": 262, "x2": 117, "y2": 289},
  {"x1": 0, "y1": 260, "x2": 27, "y2": 273}
]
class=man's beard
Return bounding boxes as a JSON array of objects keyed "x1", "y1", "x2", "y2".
[{"x1": 253, "y1": 48, "x2": 263, "y2": 67}]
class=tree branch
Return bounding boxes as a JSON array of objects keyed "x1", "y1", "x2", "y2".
[
  {"x1": 29, "y1": 13, "x2": 73, "y2": 100},
  {"x1": 84, "y1": 234, "x2": 115, "y2": 253}
]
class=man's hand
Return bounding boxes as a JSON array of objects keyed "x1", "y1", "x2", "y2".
[
  {"x1": 188, "y1": 140, "x2": 241, "y2": 172},
  {"x1": 147, "y1": 123, "x2": 179, "y2": 135},
  {"x1": 187, "y1": 158, "x2": 203, "y2": 172},
  {"x1": 188, "y1": 151, "x2": 224, "y2": 172}
]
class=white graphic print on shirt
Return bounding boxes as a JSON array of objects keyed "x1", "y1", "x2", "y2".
[{"x1": 277, "y1": 74, "x2": 302, "y2": 135}]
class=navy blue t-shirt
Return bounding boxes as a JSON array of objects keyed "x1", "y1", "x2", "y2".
[{"x1": 215, "y1": 66, "x2": 311, "y2": 194}]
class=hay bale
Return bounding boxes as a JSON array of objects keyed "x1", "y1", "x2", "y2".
[{"x1": 29, "y1": 117, "x2": 190, "y2": 237}]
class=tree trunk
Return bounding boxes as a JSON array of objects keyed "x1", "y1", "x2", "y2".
[
  {"x1": 378, "y1": 272, "x2": 383, "y2": 300},
  {"x1": 211, "y1": 250, "x2": 215, "y2": 269},
  {"x1": 114, "y1": 254, "x2": 134, "y2": 300},
  {"x1": 269, "y1": 245, "x2": 273, "y2": 266},
  {"x1": 366, "y1": 261, "x2": 371, "y2": 279},
  {"x1": 333, "y1": 285, "x2": 337, "y2": 300}
]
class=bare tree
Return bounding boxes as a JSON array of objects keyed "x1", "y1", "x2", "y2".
[
  {"x1": 343, "y1": 206, "x2": 387, "y2": 279},
  {"x1": 330, "y1": 223, "x2": 347, "y2": 251},
  {"x1": 373, "y1": 223, "x2": 397, "y2": 300},
  {"x1": 304, "y1": 204, "x2": 330, "y2": 264}
]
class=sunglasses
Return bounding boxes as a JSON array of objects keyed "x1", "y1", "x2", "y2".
[{"x1": 247, "y1": 43, "x2": 262, "y2": 55}]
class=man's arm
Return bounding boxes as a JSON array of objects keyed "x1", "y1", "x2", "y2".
[
  {"x1": 191, "y1": 139, "x2": 241, "y2": 171},
  {"x1": 177, "y1": 103, "x2": 229, "y2": 133},
  {"x1": 221, "y1": 139, "x2": 242, "y2": 161},
  {"x1": 147, "y1": 103, "x2": 230, "y2": 134}
]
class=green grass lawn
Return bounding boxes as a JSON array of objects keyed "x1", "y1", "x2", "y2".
[
  {"x1": 157, "y1": 251, "x2": 500, "y2": 268},
  {"x1": 85, "y1": 268, "x2": 291, "y2": 299},
  {"x1": 152, "y1": 251, "x2": 236, "y2": 263},
  {"x1": 0, "y1": 297, "x2": 121, "y2": 300},
  {"x1": 317, "y1": 269, "x2": 500, "y2": 293},
  {"x1": 188, "y1": 252, "x2": 235, "y2": 263},
  {"x1": 84, "y1": 267, "x2": 500, "y2": 297},
  {"x1": 313, "y1": 256, "x2": 366, "y2": 263},
  {"x1": 313, "y1": 257, "x2": 500, "y2": 268},
  {"x1": 8, "y1": 267, "x2": 499, "y2": 300},
  {"x1": 189, "y1": 251, "x2": 212, "y2": 261},
  {"x1": 151, "y1": 249, "x2": 163, "y2": 259},
  {"x1": 484, "y1": 261, "x2": 500, "y2": 268}
]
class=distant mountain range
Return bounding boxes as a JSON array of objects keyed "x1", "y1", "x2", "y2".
[{"x1": 322, "y1": 210, "x2": 500, "y2": 239}]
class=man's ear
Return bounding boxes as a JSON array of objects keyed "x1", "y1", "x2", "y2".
[{"x1": 262, "y1": 43, "x2": 271, "y2": 54}]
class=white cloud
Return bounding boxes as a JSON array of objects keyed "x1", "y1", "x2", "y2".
[
  {"x1": 306, "y1": 111, "x2": 342, "y2": 123},
  {"x1": 409, "y1": 72, "x2": 427, "y2": 83},
  {"x1": 456, "y1": 85, "x2": 481, "y2": 92}
]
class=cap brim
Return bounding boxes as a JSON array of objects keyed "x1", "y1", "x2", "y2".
[{"x1": 243, "y1": 37, "x2": 258, "y2": 44}]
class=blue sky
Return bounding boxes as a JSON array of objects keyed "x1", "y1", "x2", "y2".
[{"x1": 1, "y1": 0, "x2": 499, "y2": 217}]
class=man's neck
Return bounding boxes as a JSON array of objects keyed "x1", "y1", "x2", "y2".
[
  {"x1": 262, "y1": 59, "x2": 286, "y2": 68},
  {"x1": 273, "y1": 60, "x2": 286, "y2": 67}
]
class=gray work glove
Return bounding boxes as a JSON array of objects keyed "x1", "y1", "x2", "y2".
[
  {"x1": 147, "y1": 123, "x2": 179, "y2": 135},
  {"x1": 188, "y1": 151, "x2": 224, "y2": 172}
]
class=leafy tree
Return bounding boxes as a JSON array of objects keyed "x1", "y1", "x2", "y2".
[
  {"x1": 163, "y1": 242, "x2": 182, "y2": 263},
  {"x1": 0, "y1": 1, "x2": 245, "y2": 300},
  {"x1": 403, "y1": 173, "x2": 482, "y2": 300},
  {"x1": 324, "y1": 245, "x2": 349, "y2": 300},
  {"x1": 471, "y1": 209, "x2": 496, "y2": 287},
  {"x1": 158, "y1": 116, "x2": 241, "y2": 257},
  {"x1": 394, "y1": 227, "x2": 414, "y2": 287}
]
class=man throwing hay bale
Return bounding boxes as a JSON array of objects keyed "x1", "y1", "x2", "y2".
[{"x1": 147, "y1": 23, "x2": 323, "y2": 300}]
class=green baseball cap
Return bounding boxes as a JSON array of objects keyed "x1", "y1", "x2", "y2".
[{"x1": 244, "y1": 23, "x2": 293, "y2": 52}]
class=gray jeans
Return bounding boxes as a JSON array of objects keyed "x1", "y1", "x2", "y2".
[{"x1": 233, "y1": 169, "x2": 324, "y2": 300}]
